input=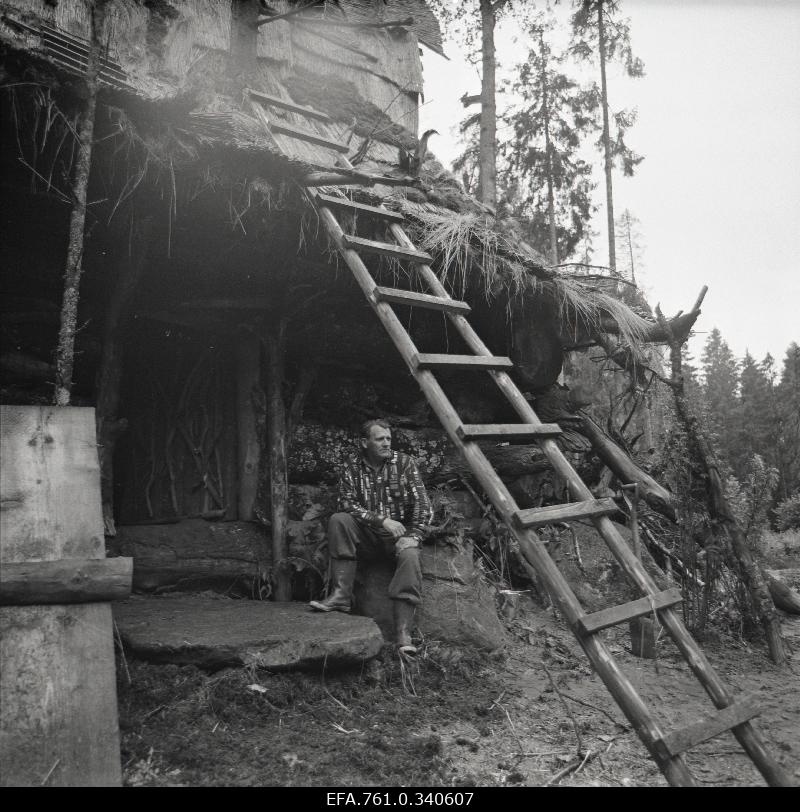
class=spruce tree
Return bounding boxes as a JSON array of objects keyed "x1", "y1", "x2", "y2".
[
  {"x1": 501, "y1": 10, "x2": 597, "y2": 263},
  {"x1": 700, "y1": 328, "x2": 740, "y2": 464},
  {"x1": 778, "y1": 342, "x2": 800, "y2": 495}
]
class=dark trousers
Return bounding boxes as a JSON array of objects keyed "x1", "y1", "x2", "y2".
[{"x1": 327, "y1": 512, "x2": 422, "y2": 605}]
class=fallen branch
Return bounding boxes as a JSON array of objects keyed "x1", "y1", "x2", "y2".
[
  {"x1": 655, "y1": 304, "x2": 786, "y2": 665},
  {"x1": 559, "y1": 692, "x2": 629, "y2": 729},
  {"x1": 541, "y1": 662, "x2": 583, "y2": 756},
  {"x1": 541, "y1": 750, "x2": 596, "y2": 786}
]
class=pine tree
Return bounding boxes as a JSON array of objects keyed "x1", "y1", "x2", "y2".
[{"x1": 570, "y1": 0, "x2": 644, "y2": 272}]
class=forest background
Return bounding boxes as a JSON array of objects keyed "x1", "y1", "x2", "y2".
[{"x1": 418, "y1": 0, "x2": 800, "y2": 544}]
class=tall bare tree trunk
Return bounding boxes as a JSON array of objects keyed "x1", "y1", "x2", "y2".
[
  {"x1": 539, "y1": 31, "x2": 558, "y2": 265},
  {"x1": 266, "y1": 328, "x2": 292, "y2": 601},
  {"x1": 657, "y1": 308, "x2": 786, "y2": 665},
  {"x1": 96, "y1": 216, "x2": 153, "y2": 536},
  {"x1": 53, "y1": 0, "x2": 108, "y2": 405},
  {"x1": 597, "y1": 1, "x2": 616, "y2": 274},
  {"x1": 478, "y1": 0, "x2": 497, "y2": 210}
]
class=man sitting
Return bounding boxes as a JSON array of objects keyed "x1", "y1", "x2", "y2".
[{"x1": 310, "y1": 419, "x2": 432, "y2": 656}]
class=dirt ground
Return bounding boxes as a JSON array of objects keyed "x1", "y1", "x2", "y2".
[{"x1": 116, "y1": 593, "x2": 800, "y2": 788}]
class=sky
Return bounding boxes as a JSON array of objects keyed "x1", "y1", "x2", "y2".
[{"x1": 419, "y1": 0, "x2": 800, "y2": 365}]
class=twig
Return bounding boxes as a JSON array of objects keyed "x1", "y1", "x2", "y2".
[
  {"x1": 541, "y1": 757, "x2": 581, "y2": 787},
  {"x1": 113, "y1": 619, "x2": 131, "y2": 685},
  {"x1": 558, "y1": 692, "x2": 628, "y2": 729},
  {"x1": 567, "y1": 525, "x2": 585, "y2": 574},
  {"x1": 541, "y1": 662, "x2": 583, "y2": 756},
  {"x1": 575, "y1": 748, "x2": 593, "y2": 775},
  {"x1": 494, "y1": 698, "x2": 525, "y2": 753},
  {"x1": 511, "y1": 751, "x2": 564, "y2": 759},
  {"x1": 41, "y1": 758, "x2": 60, "y2": 786},
  {"x1": 143, "y1": 703, "x2": 167, "y2": 720},
  {"x1": 541, "y1": 750, "x2": 596, "y2": 786}
]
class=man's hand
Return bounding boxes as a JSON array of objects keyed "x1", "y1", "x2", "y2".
[
  {"x1": 395, "y1": 536, "x2": 419, "y2": 553},
  {"x1": 382, "y1": 518, "x2": 406, "y2": 539}
]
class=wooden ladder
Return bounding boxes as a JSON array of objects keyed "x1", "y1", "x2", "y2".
[{"x1": 247, "y1": 91, "x2": 792, "y2": 787}]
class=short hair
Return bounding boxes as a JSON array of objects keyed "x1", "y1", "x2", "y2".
[{"x1": 360, "y1": 418, "x2": 391, "y2": 439}]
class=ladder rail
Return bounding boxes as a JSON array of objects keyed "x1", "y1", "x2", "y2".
[{"x1": 316, "y1": 196, "x2": 699, "y2": 784}]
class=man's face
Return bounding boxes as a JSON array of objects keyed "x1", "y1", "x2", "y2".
[{"x1": 362, "y1": 425, "x2": 392, "y2": 464}]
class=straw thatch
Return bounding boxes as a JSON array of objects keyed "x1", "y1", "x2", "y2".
[{"x1": 0, "y1": 0, "x2": 658, "y2": 361}]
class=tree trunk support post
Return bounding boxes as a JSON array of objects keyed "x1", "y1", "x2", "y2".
[
  {"x1": 53, "y1": 1, "x2": 109, "y2": 406},
  {"x1": 265, "y1": 329, "x2": 292, "y2": 602}
]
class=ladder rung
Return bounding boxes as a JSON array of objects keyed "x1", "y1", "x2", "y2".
[
  {"x1": 457, "y1": 423, "x2": 563, "y2": 442},
  {"x1": 414, "y1": 353, "x2": 514, "y2": 371},
  {"x1": 575, "y1": 587, "x2": 684, "y2": 635},
  {"x1": 247, "y1": 89, "x2": 331, "y2": 121},
  {"x1": 313, "y1": 193, "x2": 406, "y2": 223},
  {"x1": 268, "y1": 121, "x2": 350, "y2": 152},
  {"x1": 342, "y1": 235, "x2": 433, "y2": 263},
  {"x1": 513, "y1": 497, "x2": 618, "y2": 529},
  {"x1": 654, "y1": 697, "x2": 760, "y2": 758},
  {"x1": 374, "y1": 287, "x2": 471, "y2": 314}
]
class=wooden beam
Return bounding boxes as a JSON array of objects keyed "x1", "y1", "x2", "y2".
[
  {"x1": 342, "y1": 235, "x2": 433, "y2": 263},
  {"x1": 655, "y1": 698, "x2": 760, "y2": 758},
  {"x1": 457, "y1": 423, "x2": 562, "y2": 442},
  {"x1": 311, "y1": 192, "x2": 406, "y2": 222},
  {"x1": 513, "y1": 498, "x2": 619, "y2": 529},
  {"x1": 0, "y1": 557, "x2": 132, "y2": 605},
  {"x1": 304, "y1": 171, "x2": 374, "y2": 187},
  {"x1": 247, "y1": 89, "x2": 331, "y2": 121},
  {"x1": 373, "y1": 287, "x2": 471, "y2": 314},
  {"x1": 575, "y1": 587, "x2": 684, "y2": 635},
  {"x1": 295, "y1": 16, "x2": 415, "y2": 30},
  {"x1": 293, "y1": 21, "x2": 379, "y2": 62},
  {"x1": 306, "y1": 173, "x2": 420, "y2": 188},
  {"x1": 414, "y1": 353, "x2": 514, "y2": 371},
  {"x1": 268, "y1": 121, "x2": 350, "y2": 153}
]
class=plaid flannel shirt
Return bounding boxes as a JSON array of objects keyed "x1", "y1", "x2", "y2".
[{"x1": 338, "y1": 450, "x2": 432, "y2": 541}]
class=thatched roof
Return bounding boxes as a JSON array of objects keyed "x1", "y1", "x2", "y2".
[
  {"x1": 0, "y1": 0, "x2": 666, "y2": 367},
  {"x1": 326, "y1": 0, "x2": 445, "y2": 56}
]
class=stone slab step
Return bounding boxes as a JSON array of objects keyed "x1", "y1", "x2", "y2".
[{"x1": 113, "y1": 595, "x2": 384, "y2": 672}]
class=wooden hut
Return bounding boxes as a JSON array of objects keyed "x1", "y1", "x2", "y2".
[{"x1": 0, "y1": 0, "x2": 695, "y2": 598}]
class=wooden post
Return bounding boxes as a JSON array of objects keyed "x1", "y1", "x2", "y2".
[
  {"x1": 95, "y1": 217, "x2": 153, "y2": 536},
  {"x1": 266, "y1": 329, "x2": 292, "y2": 601},
  {"x1": 235, "y1": 330, "x2": 261, "y2": 521},
  {"x1": 53, "y1": 1, "x2": 109, "y2": 406},
  {"x1": 221, "y1": 346, "x2": 240, "y2": 518},
  {"x1": 0, "y1": 405, "x2": 126, "y2": 786}
]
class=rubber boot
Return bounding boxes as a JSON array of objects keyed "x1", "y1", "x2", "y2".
[
  {"x1": 309, "y1": 559, "x2": 356, "y2": 613},
  {"x1": 393, "y1": 599, "x2": 417, "y2": 656}
]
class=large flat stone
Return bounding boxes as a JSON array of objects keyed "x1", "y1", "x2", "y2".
[{"x1": 113, "y1": 596, "x2": 384, "y2": 672}]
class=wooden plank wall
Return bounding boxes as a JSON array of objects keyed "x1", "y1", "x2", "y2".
[{"x1": 0, "y1": 406, "x2": 122, "y2": 786}]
